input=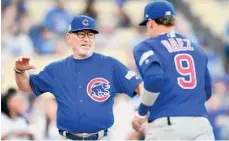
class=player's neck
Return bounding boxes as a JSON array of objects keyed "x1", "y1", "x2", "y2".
[{"x1": 150, "y1": 26, "x2": 173, "y2": 37}]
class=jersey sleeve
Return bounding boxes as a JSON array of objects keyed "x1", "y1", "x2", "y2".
[
  {"x1": 113, "y1": 59, "x2": 142, "y2": 97},
  {"x1": 133, "y1": 42, "x2": 164, "y2": 93},
  {"x1": 133, "y1": 42, "x2": 162, "y2": 78},
  {"x1": 29, "y1": 63, "x2": 55, "y2": 96}
]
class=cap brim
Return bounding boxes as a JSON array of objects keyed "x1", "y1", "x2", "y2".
[
  {"x1": 139, "y1": 19, "x2": 148, "y2": 26},
  {"x1": 69, "y1": 28, "x2": 99, "y2": 34}
]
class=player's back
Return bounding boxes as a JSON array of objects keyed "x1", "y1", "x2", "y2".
[{"x1": 143, "y1": 33, "x2": 209, "y2": 120}]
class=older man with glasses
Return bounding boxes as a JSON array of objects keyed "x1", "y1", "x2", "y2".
[{"x1": 14, "y1": 15, "x2": 143, "y2": 140}]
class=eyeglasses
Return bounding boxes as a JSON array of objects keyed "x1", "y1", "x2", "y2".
[{"x1": 73, "y1": 31, "x2": 95, "y2": 39}]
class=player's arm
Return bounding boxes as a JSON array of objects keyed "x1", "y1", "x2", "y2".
[
  {"x1": 133, "y1": 42, "x2": 164, "y2": 117},
  {"x1": 138, "y1": 63, "x2": 164, "y2": 117},
  {"x1": 15, "y1": 56, "x2": 55, "y2": 96},
  {"x1": 112, "y1": 58, "x2": 143, "y2": 97},
  {"x1": 132, "y1": 42, "x2": 164, "y2": 131},
  {"x1": 15, "y1": 72, "x2": 32, "y2": 92},
  {"x1": 15, "y1": 56, "x2": 36, "y2": 92},
  {"x1": 205, "y1": 65, "x2": 212, "y2": 101}
]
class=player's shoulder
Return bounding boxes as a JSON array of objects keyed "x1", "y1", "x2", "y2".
[
  {"x1": 134, "y1": 40, "x2": 151, "y2": 52},
  {"x1": 192, "y1": 42, "x2": 205, "y2": 53},
  {"x1": 133, "y1": 38, "x2": 158, "y2": 56},
  {"x1": 45, "y1": 56, "x2": 72, "y2": 70}
]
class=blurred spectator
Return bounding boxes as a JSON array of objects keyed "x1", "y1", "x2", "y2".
[
  {"x1": 1, "y1": 40, "x2": 10, "y2": 66},
  {"x1": 198, "y1": 36, "x2": 209, "y2": 49},
  {"x1": 226, "y1": 19, "x2": 229, "y2": 38},
  {"x1": 14, "y1": 0, "x2": 27, "y2": 21},
  {"x1": 1, "y1": 88, "x2": 32, "y2": 140},
  {"x1": 35, "y1": 27, "x2": 58, "y2": 54},
  {"x1": 29, "y1": 25, "x2": 43, "y2": 49},
  {"x1": 19, "y1": 11, "x2": 32, "y2": 34},
  {"x1": 207, "y1": 51, "x2": 226, "y2": 78},
  {"x1": 221, "y1": 109, "x2": 229, "y2": 139},
  {"x1": 2, "y1": 2, "x2": 17, "y2": 34},
  {"x1": 26, "y1": 95, "x2": 61, "y2": 140},
  {"x1": 42, "y1": 0, "x2": 73, "y2": 36},
  {"x1": 225, "y1": 18, "x2": 229, "y2": 33},
  {"x1": 114, "y1": 0, "x2": 127, "y2": 8},
  {"x1": 109, "y1": 94, "x2": 137, "y2": 140},
  {"x1": 96, "y1": 17, "x2": 121, "y2": 49},
  {"x1": 225, "y1": 43, "x2": 229, "y2": 72},
  {"x1": 2, "y1": 0, "x2": 33, "y2": 57},
  {"x1": 224, "y1": 20, "x2": 229, "y2": 73},
  {"x1": 81, "y1": 0, "x2": 98, "y2": 21},
  {"x1": 29, "y1": 25, "x2": 67, "y2": 55},
  {"x1": 175, "y1": 12, "x2": 198, "y2": 43},
  {"x1": 114, "y1": 0, "x2": 131, "y2": 28},
  {"x1": 199, "y1": 36, "x2": 226, "y2": 78},
  {"x1": 43, "y1": 98, "x2": 61, "y2": 140},
  {"x1": 2, "y1": 0, "x2": 27, "y2": 31},
  {"x1": 1, "y1": 0, "x2": 12, "y2": 13},
  {"x1": 131, "y1": 26, "x2": 147, "y2": 47},
  {"x1": 213, "y1": 79, "x2": 229, "y2": 108},
  {"x1": 4, "y1": 23, "x2": 34, "y2": 56},
  {"x1": 128, "y1": 26, "x2": 147, "y2": 73},
  {"x1": 26, "y1": 96, "x2": 47, "y2": 140},
  {"x1": 207, "y1": 96, "x2": 228, "y2": 140},
  {"x1": 116, "y1": 6, "x2": 132, "y2": 28}
]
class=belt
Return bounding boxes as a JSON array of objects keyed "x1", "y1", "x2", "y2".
[
  {"x1": 148, "y1": 116, "x2": 171, "y2": 125},
  {"x1": 59, "y1": 129, "x2": 108, "y2": 140}
]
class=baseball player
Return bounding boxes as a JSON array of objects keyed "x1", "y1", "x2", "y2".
[
  {"x1": 131, "y1": 0, "x2": 215, "y2": 140},
  {"x1": 14, "y1": 15, "x2": 143, "y2": 140}
]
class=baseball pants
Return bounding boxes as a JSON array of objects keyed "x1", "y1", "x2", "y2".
[{"x1": 145, "y1": 116, "x2": 215, "y2": 140}]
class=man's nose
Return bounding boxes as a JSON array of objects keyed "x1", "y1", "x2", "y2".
[{"x1": 83, "y1": 35, "x2": 90, "y2": 41}]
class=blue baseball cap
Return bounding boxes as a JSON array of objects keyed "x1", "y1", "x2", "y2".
[
  {"x1": 68, "y1": 15, "x2": 99, "y2": 34},
  {"x1": 139, "y1": 0, "x2": 175, "y2": 26}
]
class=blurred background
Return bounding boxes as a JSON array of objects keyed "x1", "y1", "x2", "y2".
[{"x1": 1, "y1": 0, "x2": 229, "y2": 140}]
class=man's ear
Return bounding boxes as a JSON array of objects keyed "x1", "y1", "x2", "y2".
[
  {"x1": 150, "y1": 19, "x2": 155, "y2": 29},
  {"x1": 66, "y1": 33, "x2": 71, "y2": 43},
  {"x1": 147, "y1": 19, "x2": 153, "y2": 29}
]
